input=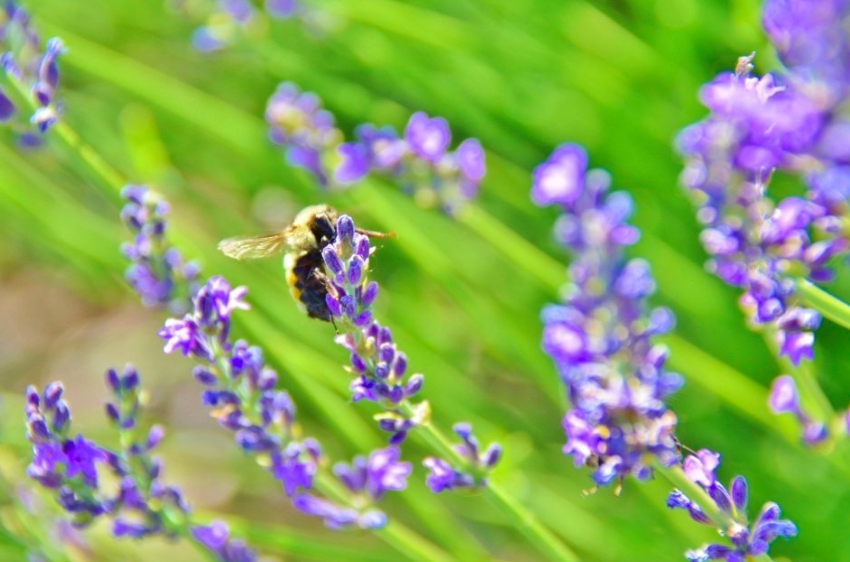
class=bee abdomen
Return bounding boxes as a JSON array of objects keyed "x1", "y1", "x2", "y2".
[{"x1": 289, "y1": 250, "x2": 332, "y2": 322}]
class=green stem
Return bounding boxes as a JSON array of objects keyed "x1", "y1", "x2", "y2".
[{"x1": 797, "y1": 279, "x2": 850, "y2": 331}]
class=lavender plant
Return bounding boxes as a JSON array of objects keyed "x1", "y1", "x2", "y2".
[
  {"x1": 532, "y1": 142, "x2": 796, "y2": 560},
  {"x1": 0, "y1": 2, "x2": 64, "y2": 145},
  {"x1": 25, "y1": 366, "x2": 259, "y2": 560},
  {"x1": 266, "y1": 82, "x2": 486, "y2": 213},
  {"x1": 678, "y1": 0, "x2": 850, "y2": 442}
]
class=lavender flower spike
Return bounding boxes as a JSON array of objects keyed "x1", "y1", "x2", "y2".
[
  {"x1": 668, "y1": 450, "x2": 797, "y2": 561},
  {"x1": 534, "y1": 143, "x2": 682, "y2": 488},
  {"x1": 1, "y1": 3, "x2": 66, "y2": 144},
  {"x1": 25, "y1": 368, "x2": 195, "y2": 541},
  {"x1": 679, "y1": 20, "x2": 850, "y2": 367},
  {"x1": 120, "y1": 185, "x2": 200, "y2": 312},
  {"x1": 320, "y1": 214, "x2": 429, "y2": 442}
]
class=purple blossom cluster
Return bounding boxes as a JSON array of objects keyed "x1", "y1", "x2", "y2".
[
  {"x1": 678, "y1": 0, "x2": 850, "y2": 371},
  {"x1": 120, "y1": 185, "x2": 200, "y2": 312},
  {"x1": 423, "y1": 423, "x2": 501, "y2": 493},
  {"x1": 190, "y1": 0, "x2": 303, "y2": 52},
  {"x1": 265, "y1": 83, "x2": 486, "y2": 213},
  {"x1": 320, "y1": 214, "x2": 502, "y2": 489},
  {"x1": 533, "y1": 143, "x2": 683, "y2": 487},
  {"x1": 1, "y1": 2, "x2": 65, "y2": 145},
  {"x1": 295, "y1": 447, "x2": 410, "y2": 529},
  {"x1": 335, "y1": 113, "x2": 486, "y2": 213},
  {"x1": 24, "y1": 368, "x2": 223, "y2": 550},
  {"x1": 667, "y1": 449, "x2": 797, "y2": 562},
  {"x1": 158, "y1": 274, "x2": 411, "y2": 528}
]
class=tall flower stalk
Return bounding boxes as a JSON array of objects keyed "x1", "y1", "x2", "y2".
[
  {"x1": 533, "y1": 142, "x2": 796, "y2": 561},
  {"x1": 678, "y1": 0, "x2": 850, "y2": 444}
]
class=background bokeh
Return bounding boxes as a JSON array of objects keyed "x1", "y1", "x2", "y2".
[{"x1": 2, "y1": 0, "x2": 849, "y2": 561}]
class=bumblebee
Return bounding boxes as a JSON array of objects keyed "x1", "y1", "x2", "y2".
[
  {"x1": 218, "y1": 204, "x2": 339, "y2": 321},
  {"x1": 218, "y1": 205, "x2": 390, "y2": 322}
]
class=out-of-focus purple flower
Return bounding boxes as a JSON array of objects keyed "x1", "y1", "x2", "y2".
[
  {"x1": 266, "y1": 82, "x2": 341, "y2": 186},
  {"x1": 191, "y1": 521, "x2": 257, "y2": 562},
  {"x1": 405, "y1": 112, "x2": 451, "y2": 162},
  {"x1": 0, "y1": 4, "x2": 65, "y2": 142},
  {"x1": 669, "y1": 450, "x2": 797, "y2": 561},
  {"x1": 120, "y1": 185, "x2": 200, "y2": 312},
  {"x1": 679, "y1": 46, "x2": 850, "y2": 370},
  {"x1": 768, "y1": 375, "x2": 828, "y2": 444},
  {"x1": 266, "y1": 0, "x2": 299, "y2": 19},
  {"x1": 264, "y1": 81, "x2": 487, "y2": 213},
  {"x1": 423, "y1": 423, "x2": 500, "y2": 493},
  {"x1": 534, "y1": 144, "x2": 682, "y2": 487},
  {"x1": 531, "y1": 144, "x2": 588, "y2": 207}
]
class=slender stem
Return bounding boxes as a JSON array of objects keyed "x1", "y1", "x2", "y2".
[{"x1": 797, "y1": 279, "x2": 850, "y2": 331}]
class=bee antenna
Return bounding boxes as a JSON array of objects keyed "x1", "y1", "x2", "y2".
[{"x1": 355, "y1": 227, "x2": 396, "y2": 239}]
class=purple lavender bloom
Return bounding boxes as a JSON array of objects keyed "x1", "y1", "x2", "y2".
[
  {"x1": 0, "y1": 3, "x2": 65, "y2": 141},
  {"x1": 291, "y1": 447, "x2": 408, "y2": 531},
  {"x1": 334, "y1": 447, "x2": 411, "y2": 502},
  {"x1": 266, "y1": 82, "x2": 341, "y2": 186},
  {"x1": 535, "y1": 144, "x2": 681, "y2": 487},
  {"x1": 120, "y1": 185, "x2": 200, "y2": 312},
  {"x1": 531, "y1": 144, "x2": 588, "y2": 207},
  {"x1": 680, "y1": 41, "x2": 850, "y2": 369},
  {"x1": 423, "y1": 423, "x2": 500, "y2": 493},
  {"x1": 405, "y1": 112, "x2": 451, "y2": 163},
  {"x1": 669, "y1": 450, "x2": 797, "y2": 561},
  {"x1": 25, "y1": 370, "x2": 193, "y2": 538},
  {"x1": 192, "y1": 521, "x2": 257, "y2": 562},
  {"x1": 768, "y1": 375, "x2": 828, "y2": 444}
]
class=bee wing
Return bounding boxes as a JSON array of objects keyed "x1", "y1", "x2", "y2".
[{"x1": 217, "y1": 233, "x2": 288, "y2": 260}]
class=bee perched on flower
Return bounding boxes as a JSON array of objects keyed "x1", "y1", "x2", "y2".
[{"x1": 218, "y1": 204, "x2": 391, "y2": 321}]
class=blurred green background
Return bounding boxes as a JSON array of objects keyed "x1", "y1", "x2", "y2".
[{"x1": 2, "y1": 0, "x2": 849, "y2": 561}]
